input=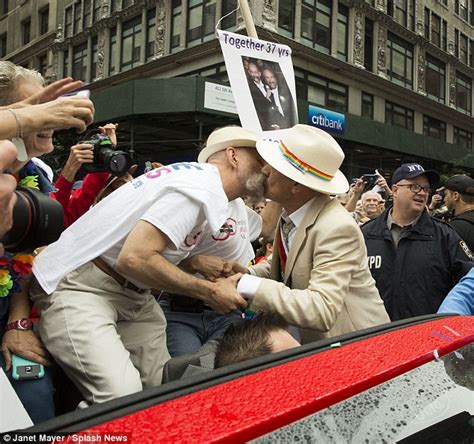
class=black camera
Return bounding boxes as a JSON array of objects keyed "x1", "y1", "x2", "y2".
[
  {"x1": 361, "y1": 174, "x2": 379, "y2": 186},
  {"x1": 81, "y1": 134, "x2": 131, "y2": 177},
  {"x1": 3, "y1": 186, "x2": 64, "y2": 253}
]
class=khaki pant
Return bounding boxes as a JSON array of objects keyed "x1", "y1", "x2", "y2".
[{"x1": 30, "y1": 261, "x2": 170, "y2": 405}]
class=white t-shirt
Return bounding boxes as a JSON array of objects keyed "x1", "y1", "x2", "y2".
[
  {"x1": 167, "y1": 198, "x2": 262, "y2": 267},
  {"x1": 33, "y1": 163, "x2": 229, "y2": 294}
]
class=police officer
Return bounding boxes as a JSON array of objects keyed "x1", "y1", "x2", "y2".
[{"x1": 362, "y1": 163, "x2": 474, "y2": 320}]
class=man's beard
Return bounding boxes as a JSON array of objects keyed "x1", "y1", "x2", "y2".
[{"x1": 244, "y1": 172, "x2": 266, "y2": 202}]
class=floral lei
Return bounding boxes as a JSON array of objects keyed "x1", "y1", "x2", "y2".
[{"x1": 0, "y1": 254, "x2": 33, "y2": 297}]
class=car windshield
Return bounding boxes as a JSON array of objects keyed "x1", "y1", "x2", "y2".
[{"x1": 253, "y1": 343, "x2": 473, "y2": 443}]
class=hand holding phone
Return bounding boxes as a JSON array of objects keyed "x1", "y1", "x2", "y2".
[{"x1": 12, "y1": 354, "x2": 45, "y2": 380}]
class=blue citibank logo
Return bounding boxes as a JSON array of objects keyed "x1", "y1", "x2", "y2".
[{"x1": 308, "y1": 105, "x2": 345, "y2": 134}]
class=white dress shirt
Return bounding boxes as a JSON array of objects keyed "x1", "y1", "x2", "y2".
[
  {"x1": 271, "y1": 87, "x2": 284, "y2": 116},
  {"x1": 238, "y1": 197, "x2": 317, "y2": 300}
]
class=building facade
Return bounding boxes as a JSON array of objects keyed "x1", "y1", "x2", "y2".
[{"x1": 1, "y1": 0, "x2": 473, "y2": 175}]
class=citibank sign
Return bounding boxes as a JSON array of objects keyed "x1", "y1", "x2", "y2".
[{"x1": 308, "y1": 105, "x2": 345, "y2": 135}]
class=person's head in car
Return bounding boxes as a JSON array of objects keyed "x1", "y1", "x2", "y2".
[{"x1": 214, "y1": 312, "x2": 300, "y2": 368}]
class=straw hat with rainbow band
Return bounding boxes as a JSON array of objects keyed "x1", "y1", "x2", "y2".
[{"x1": 256, "y1": 124, "x2": 349, "y2": 195}]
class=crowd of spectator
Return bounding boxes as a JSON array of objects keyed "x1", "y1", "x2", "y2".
[{"x1": 0, "y1": 61, "x2": 472, "y2": 427}]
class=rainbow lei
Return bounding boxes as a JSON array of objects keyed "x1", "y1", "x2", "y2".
[{"x1": 0, "y1": 253, "x2": 34, "y2": 297}]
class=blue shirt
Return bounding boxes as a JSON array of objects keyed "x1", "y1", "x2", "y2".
[{"x1": 438, "y1": 268, "x2": 474, "y2": 315}]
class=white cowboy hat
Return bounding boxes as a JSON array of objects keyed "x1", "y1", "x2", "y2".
[
  {"x1": 256, "y1": 124, "x2": 349, "y2": 195},
  {"x1": 198, "y1": 126, "x2": 257, "y2": 163}
]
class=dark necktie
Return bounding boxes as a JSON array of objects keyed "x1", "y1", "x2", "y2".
[{"x1": 278, "y1": 218, "x2": 295, "y2": 280}]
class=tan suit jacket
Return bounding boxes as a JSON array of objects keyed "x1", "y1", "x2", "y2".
[{"x1": 250, "y1": 195, "x2": 390, "y2": 344}]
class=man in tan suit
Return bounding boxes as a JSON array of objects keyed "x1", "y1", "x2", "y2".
[{"x1": 232, "y1": 124, "x2": 390, "y2": 344}]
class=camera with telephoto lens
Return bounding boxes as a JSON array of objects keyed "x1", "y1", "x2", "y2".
[
  {"x1": 81, "y1": 133, "x2": 131, "y2": 177},
  {"x1": 3, "y1": 186, "x2": 64, "y2": 253}
]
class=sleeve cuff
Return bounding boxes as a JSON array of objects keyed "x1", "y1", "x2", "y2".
[{"x1": 237, "y1": 274, "x2": 262, "y2": 301}]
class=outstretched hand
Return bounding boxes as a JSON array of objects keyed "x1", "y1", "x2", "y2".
[
  {"x1": 206, "y1": 274, "x2": 248, "y2": 314},
  {"x1": 22, "y1": 77, "x2": 84, "y2": 105}
]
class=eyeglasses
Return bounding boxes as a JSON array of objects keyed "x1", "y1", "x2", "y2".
[{"x1": 396, "y1": 184, "x2": 431, "y2": 194}]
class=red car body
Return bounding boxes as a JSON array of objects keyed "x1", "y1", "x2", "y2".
[{"x1": 34, "y1": 315, "x2": 471, "y2": 443}]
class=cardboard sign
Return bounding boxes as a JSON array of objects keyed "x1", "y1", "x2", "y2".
[{"x1": 218, "y1": 30, "x2": 298, "y2": 134}]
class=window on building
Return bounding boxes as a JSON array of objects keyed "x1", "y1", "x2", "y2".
[
  {"x1": 423, "y1": 115, "x2": 446, "y2": 140},
  {"x1": 307, "y1": 74, "x2": 348, "y2": 113},
  {"x1": 38, "y1": 54, "x2": 48, "y2": 76},
  {"x1": 386, "y1": 32, "x2": 413, "y2": 89},
  {"x1": 385, "y1": 101, "x2": 414, "y2": 131},
  {"x1": 442, "y1": 20, "x2": 447, "y2": 51},
  {"x1": 111, "y1": 0, "x2": 121, "y2": 13},
  {"x1": 454, "y1": 127, "x2": 472, "y2": 149},
  {"x1": 278, "y1": 0, "x2": 295, "y2": 37},
  {"x1": 364, "y1": 18, "x2": 373, "y2": 71},
  {"x1": 221, "y1": 0, "x2": 237, "y2": 30},
  {"x1": 408, "y1": 0, "x2": 415, "y2": 30},
  {"x1": 72, "y1": 42, "x2": 87, "y2": 80},
  {"x1": 93, "y1": 0, "x2": 101, "y2": 22},
  {"x1": 65, "y1": 7, "x2": 73, "y2": 37},
  {"x1": 39, "y1": 7, "x2": 49, "y2": 35},
  {"x1": 425, "y1": 54, "x2": 445, "y2": 103},
  {"x1": 0, "y1": 0, "x2": 8, "y2": 17},
  {"x1": 471, "y1": 39, "x2": 473, "y2": 67},
  {"x1": 394, "y1": 0, "x2": 407, "y2": 27},
  {"x1": 431, "y1": 13, "x2": 440, "y2": 47},
  {"x1": 171, "y1": 0, "x2": 182, "y2": 50},
  {"x1": 22, "y1": 18, "x2": 31, "y2": 45},
  {"x1": 83, "y1": 0, "x2": 91, "y2": 28},
  {"x1": 73, "y1": 1, "x2": 82, "y2": 34},
  {"x1": 455, "y1": 0, "x2": 469, "y2": 21},
  {"x1": 337, "y1": 3, "x2": 348, "y2": 61},
  {"x1": 91, "y1": 36, "x2": 98, "y2": 81},
  {"x1": 455, "y1": 71, "x2": 472, "y2": 115},
  {"x1": 387, "y1": 0, "x2": 394, "y2": 17},
  {"x1": 187, "y1": 0, "x2": 216, "y2": 47},
  {"x1": 459, "y1": 33, "x2": 468, "y2": 64},
  {"x1": 424, "y1": 8, "x2": 430, "y2": 40},
  {"x1": 146, "y1": 8, "x2": 155, "y2": 60},
  {"x1": 109, "y1": 27, "x2": 117, "y2": 75},
  {"x1": 63, "y1": 50, "x2": 69, "y2": 76},
  {"x1": 388, "y1": 0, "x2": 415, "y2": 29},
  {"x1": 301, "y1": 0, "x2": 332, "y2": 54},
  {"x1": 361, "y1": 92, "x2": 374, "y2": 119},
  {"x1": 123, "y1": 0, "x2": 133, "y2": 8},
  {"x1": 0, "y1": 33, "x2": 7, "y2": 58},
  {"x1": 455, "y1": 29, "x2": 459, "y2": 56},
  {"x1": 121, "y1": 16, "x2": 142, "y2": 71}
]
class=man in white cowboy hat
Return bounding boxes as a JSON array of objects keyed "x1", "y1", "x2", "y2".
[
  {"x1": 218, "y1": 124, "x2": 390, "y2": 344},
  {"x1": 158, "y1": 125, "x2": 271, "y2": 357},
  {"x1": 29, "y1": 125, "x2": 263, "y2": 405}
]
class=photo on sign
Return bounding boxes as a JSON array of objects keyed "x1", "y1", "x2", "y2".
[{"x1": 243, "y1": 57, "x2": 298, "y2": 132}]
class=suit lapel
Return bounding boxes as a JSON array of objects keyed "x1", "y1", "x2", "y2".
[{"x1": 284, "y1": 195, "x2": 330, "y2": 282}]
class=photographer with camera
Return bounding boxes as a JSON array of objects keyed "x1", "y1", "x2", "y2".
[
  {"x1": 345, "y1": 173, "x2": 391, "y2": 214},
  {"x1": 0, "y1": 62, "x2": 95, "y2": 424},
  {"x1": 51, "y1": 123, "x2": 129, "y2": 227}
]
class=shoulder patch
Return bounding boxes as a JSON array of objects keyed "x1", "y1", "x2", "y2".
[{"x1": 459, "y1": 240, "x2": 474, "y2": 260}]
